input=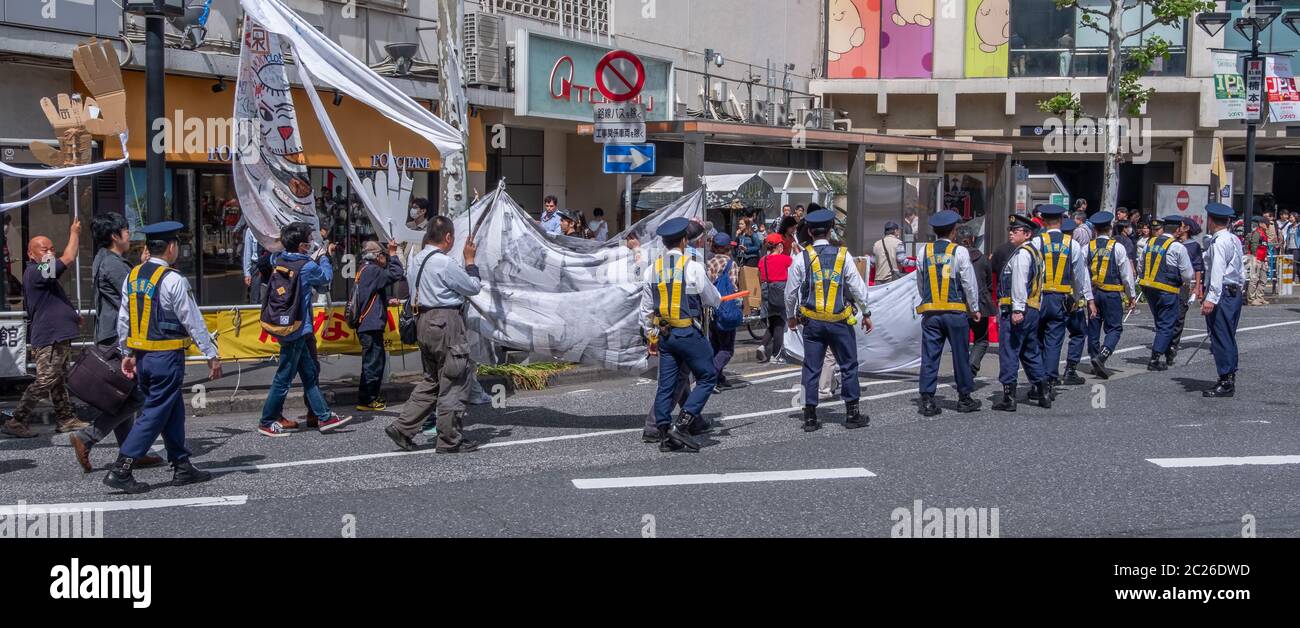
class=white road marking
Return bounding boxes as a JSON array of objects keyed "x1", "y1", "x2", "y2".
[
  {"x1": 1146, "y1": 455, "x2": 1300, "y2": 468},
  {"x1": 572, "y1": 467, "x2": 875, "y2": 489},
  {"x1": 1171, "y1": 424, "x2": 1204, "y2": 428},
  {"x1": 1241, "y1": 420, "x2": 1271, "y2": 424},
  {"x1": 773, "y1": 378, "x2": 917, "y2": 394},
  {"x1": 739, "y1": 366, "x2": 801, "y2": 378},
  {"x1": 0, "y1": 495, "x2": 248, "y2": 514}
]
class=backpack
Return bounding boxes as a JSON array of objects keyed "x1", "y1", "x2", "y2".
[
  {"x1": 344, "y1": 265, "x2": 378, "y2": 330},
  {"x1": 260, "y1": 256, "x2": 310, "y2": 339},
  {"x1": 713, "y1": 258, "x2": 743, "y2": 331}
]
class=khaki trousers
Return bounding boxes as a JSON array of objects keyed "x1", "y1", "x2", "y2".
[{"x1": 395, "y1": 308, "x2": 473, "y2": 449}]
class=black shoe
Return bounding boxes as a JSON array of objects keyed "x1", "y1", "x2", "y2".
[
  {"x1": 844, "y1": 401, "x2": 868, "y2": 429},
  {"x1": 802, "y1": 405, "x2": 821, "y2": 432},
  {"x1": 1147, "y1": 352, "x2": 1168, "y2": 372},
  {"x1": 1046, "y1": 379, "x2": 1058, "y2": 401},
  {"x1": 1166, "y1": 345, "x2": 1179, "y2": 364},
  {"x1": 1203, "y1": 374, "x2": 1236, "y2": 398},
  {"x1": 1036, "y1": 382, "x2": 1052, "y2": 409},
  {"x1": 1027, "y1": 385, "x2": 1041, "y2": 401},
  {"x1": 170, "y1": 458, "x2": 212, "y2": 487},
  {"x1": 918, "y1": 394, "x2": 942, "y2": 417},
  {"x1": 1090, "y1": 348, "x2": 1111, "y2": 380},
  {"x1": 956, "y1": 395, "x2": 980, "y2": 413},
  {"x1": 991, "y1": 385, "x2": 1017, "y2": 412},
  {"x1": 102, "y1": 456, "x2": 149, "y2": 494},
  {"x1": 385, "y1": 424, "x2": 418, "y2": 452},
  {"x1": 436, "y1": 439, "x2": 480, "y2": 454},
  {"x1": 667, "y1": 413, "x2": 701, "y2": 451},
  {"x1": 658, "y1": 426, "x2": 683, "y2": 452},
  {"x1": 687, "y1": 413, "x2": 716, "y2": 436},
  {"x1": 1062, "y1": 364, "x2": 1085, "y2": 386},
  {"x1": 642, "y1": 428, "x2": 663, "y2": 444}
]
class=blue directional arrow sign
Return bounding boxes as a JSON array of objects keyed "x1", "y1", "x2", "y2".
[{"x1": 603, "y1": 144, "x2": 656, "y2": 175}]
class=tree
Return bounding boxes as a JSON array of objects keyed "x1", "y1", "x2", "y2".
[{"x1": 1039, "y1": 0, "x2": 1214, "y2": 213}]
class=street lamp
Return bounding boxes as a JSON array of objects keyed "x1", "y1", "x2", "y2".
[
  {"x1": 124, "y1": 0, "x2": 183, "y2": 223},
  {"x1": 1199, "y1": 6, "x2": 1287, "y2": 229}
]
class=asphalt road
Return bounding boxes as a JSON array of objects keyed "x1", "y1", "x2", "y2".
[{"x1": 2, "y1": 303, "x2": 1298, "y2": 538}]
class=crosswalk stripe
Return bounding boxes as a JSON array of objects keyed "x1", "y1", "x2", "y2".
[
  {"x1": 1146, "y1": 455, "x2": 1300, "y2": 468},
  {"x1": 572, "y1": 467, "x2": 875, "y2": 489}
]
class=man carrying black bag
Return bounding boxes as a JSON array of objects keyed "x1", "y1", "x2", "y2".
[{"x1": 68, "y1": 213, "x2": 163, "y2": 473}]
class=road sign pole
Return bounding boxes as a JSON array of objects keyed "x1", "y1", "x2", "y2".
[{"x1": 625, "y1": 174, "x2": 632, "y2": 231}]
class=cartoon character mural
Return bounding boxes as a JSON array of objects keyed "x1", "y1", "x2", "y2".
[
  {"x1": 965, "y1": 0, "x2": 1009, "y2": 77},
  {"x1": 880, "y1": 0, "x2": 933, "y2": 78},
  {"x1": 827, "y1": 0, "x2": 880, "y2": 79},
  {"x1": 891, "y1": 0, "x2": 933, "y2": 26}
]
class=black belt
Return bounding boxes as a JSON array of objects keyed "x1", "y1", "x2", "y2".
[
  {"x1": 418, "y1": 305, "x2": 462, "y2": 313},
  {"x1": 1223, "y1": 285, "x2": 1241, "y2": 297}
]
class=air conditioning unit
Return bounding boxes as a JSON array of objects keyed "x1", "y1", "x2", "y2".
[
  {"x1": 801, "y1": 107, "x2": 835, "y2": 130},
  {"x1": 465, "y1": 12, "x2": 506, "y2": 88}
]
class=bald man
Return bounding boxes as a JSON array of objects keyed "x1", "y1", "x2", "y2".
[{"x1": 2, "y1": 221, "x2": 88, "y2": 438}]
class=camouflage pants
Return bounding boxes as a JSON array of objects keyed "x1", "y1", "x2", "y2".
[{"x1": 12, "y1": 340, "x2": 77, "y2": 425}]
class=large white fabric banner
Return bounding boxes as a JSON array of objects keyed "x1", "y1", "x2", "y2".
[
  {"x1": 0, "y1": 136, "x2": 129, "y2": 212},
  {"x1": 449, "y1": 186, "x2": 704, "y2": 371},
  {"x1": 783, "y1": 273, "x2": 925, "y2": 374}
]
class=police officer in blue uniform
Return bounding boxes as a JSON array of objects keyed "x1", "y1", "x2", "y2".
[
  {"x1": 993, "y1": 214, "x2": 1051, "y2": 412},
  {"x1": 1030, "y1": 205, "x2": 1095, "y2": 401},
  {"x1": 1136, "y1": 216, "x2": 1195, "y2": 371},
  {"x1": 104, "y1": 222, "x2": 222, "y2": 493},
  {"x1": 1059, "y1": 217, "x2": 1090, "y2": 386},
  {"x1": 1200, "y1": 203, "x2": 1246, "y2": 397},
  {"x1": 784, "y1": 209, "x2": 872, "y2": 432},
  {"x1": 1169, "y1": 217, "x2": 1205, "y2": 361},
  {"x1": 639, "y1": 217, "x2": 722, "y2": 452},
  {"x1": 915, "y1": 210, "x2": 981, "y2": 416},
  {"x1": 1084, "y1": 212, "x2": 1137, "y2": 379}
]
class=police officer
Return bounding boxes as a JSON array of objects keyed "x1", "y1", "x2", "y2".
[
  {"x1": 640, "y1": 217, "x2": 721, "y2": 452},
  {"x1": 104, "y1": 222, "x2": 221, "y2": 493},
  {"x1": 1084, "y1": 212, "x2": 1137, "y2": 379},
  {"x1": 1137, "y1": 216, "x2": 1195, "y2": 371},
  {"x1": 1169, "y1": 217, "x2": 1205, "y2": 360},
  {"x1": 1200, "y1": 203, "x2": 1246, "y2": 397},
  {"x1": 784, "y1": 209, "x2": 872, "y2": 432},
  {"x1": 1030, "y1": 205, "x2": 1095, "y2": 401},
  {"x1": 1059, "y1": 217, "x2": 1090, "y2": 386},
  {"x1": 993, "y1": 215, "x2": 1051, "y2": 412},
  {"x1": 915, "y1": 210, "x2": 980, "y2": 416}
]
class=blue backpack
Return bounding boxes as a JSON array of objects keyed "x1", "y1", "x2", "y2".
[{"x1": 713, "y1": 259, "x2": 743, "y2": 331}]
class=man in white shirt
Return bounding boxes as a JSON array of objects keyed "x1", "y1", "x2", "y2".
[
  {"x1": 1200, "y1": 203, "x2": 1246, "y2": 398},
  {"x1": 1083, "y1": 212, "x2": 1137, "y2": 378},
  {"x1": 387, "y1": 216, "x2": 484, "y2": 454},
  {"x1": 1136, "y1": 215, "x2": 1196, "y2": 371},
  {"x1": 914, "y1": 210, "x2": 981, "y2": 416},
  {"x1": 590, "y1": 208, "x2": 610, "y2": 242}
]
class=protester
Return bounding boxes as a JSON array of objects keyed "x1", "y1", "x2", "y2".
[
  {"x1": 872, "y1": 221, "x2": 909, "y2": 284},
  {"x1": 68, "y1": 213, "x2": 164, "y2": 471},
  {"x1": 1245, "y1": 217, "x2": 1269, "y2": 305},
  {"x1": 590, "y1": 208, "x2": 610, "y2": 242},
  {"x1": 407, "y1": 197, "x2": 431, "y2": 232},
  {"x1": 958, "y1": 225, "x2": 996, "y2": 376},
  {"x1": 352, "y1": 239, "x2": 406, "y2": 412},
  {"x1": 258, "y1": 222, "x2": 351, "y2": 437},
  {"x1": 734, "y1": 216, "x2": 758, "y2": 267},
  {"x1": 778, "y1": 216, "x2": 799, "y2": 255},
  {"x1": 539, "y1": 195, "x2": 561, "y2": 235},
  {"x1": 242, "y1": 225, "x2": 271, "y2": 305},
  {"x1": 387, "y1": 216, "x2": 483, "y2": 453},
  {"x1": 3, "y1": 221, "x2": 88, "y2": 438},
  {"x1": 757, "y1": 232, "x2": 791, "y2": 363},
  {"x1": 707, "y1": 233, "x2": 744, "y2": 392}
]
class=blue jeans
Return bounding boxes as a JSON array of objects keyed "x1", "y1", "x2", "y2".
[{"x1": 260, "y1": 335, "x2": 330, "y2": 426}]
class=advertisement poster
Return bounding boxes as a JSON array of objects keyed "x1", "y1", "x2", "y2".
[
  {"x1": 1266, "y1": 56, "x2": 1300, "y2": 123},
  {"x1": 1214, "y1": 52, "x2": 1245, "y2": 120}
]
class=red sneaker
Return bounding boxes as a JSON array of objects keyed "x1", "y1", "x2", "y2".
[{"x1": 317, "y1": 414, "x2": 354, "y2": 433}]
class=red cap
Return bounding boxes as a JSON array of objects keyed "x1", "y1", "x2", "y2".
[{"x1": 765, "y1": 233, "x2": 784, "y2": 245}]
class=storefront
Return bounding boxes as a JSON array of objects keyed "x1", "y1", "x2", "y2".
[{"x1": 94, "y1": 71, "x2": 487, "y2": 305}]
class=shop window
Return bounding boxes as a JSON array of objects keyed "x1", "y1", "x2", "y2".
[{"x1": 1009, "y1": 0, "x2": 1187, "y2": 78}]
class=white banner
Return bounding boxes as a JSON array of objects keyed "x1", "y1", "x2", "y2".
[
  {"x1": 1214, "y1": 52, "x2": 1245, "y2": 121},
  {"x1": 0, "y1": 318, "x2": 27, "y2": 378},
  {"x1": 1266, "y1": 56, "x2": 1300, "y2": 123},
  {"x1": 782, "y1": 274, "x2": 924, "y2": 374},
  {"x1": 0, "y1": 135, "x2": 129, "y2": 213}
]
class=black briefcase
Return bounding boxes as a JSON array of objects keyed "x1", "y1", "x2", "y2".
[{"x1": 66, "y1": 345, "x2": 137, "y2": 416}]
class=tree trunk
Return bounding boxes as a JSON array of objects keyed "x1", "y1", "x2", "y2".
[
  {"x1": 437, "y1": 0, "x2": 470, "y2": 217},
  {"x1": 1101, "y1": 0, "x2": 1123, "y2": 214}
]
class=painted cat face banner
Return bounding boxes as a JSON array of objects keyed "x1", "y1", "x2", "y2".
[{"x1": 233, "y1": 16, "x2": 319, "y2": 251}]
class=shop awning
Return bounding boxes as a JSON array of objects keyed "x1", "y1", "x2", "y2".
[
  {"x1": 633, "y1": 173, "x2": 773, "y2": 212},
  {"x1": 97, "y1": 71, "x2": 486, "y2": 172}
]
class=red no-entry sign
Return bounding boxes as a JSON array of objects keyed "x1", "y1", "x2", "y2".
[
  {"x1": 595, "y1": 50, "x2": 645, "y2": 103},
  {"x1": 1176, "y1": 190, "x2": 1190, "y2": 211}
]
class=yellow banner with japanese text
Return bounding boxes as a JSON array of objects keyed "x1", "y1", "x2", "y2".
[{"x1": 189, "y1": 306, "x2": 417, "y2": 361}]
